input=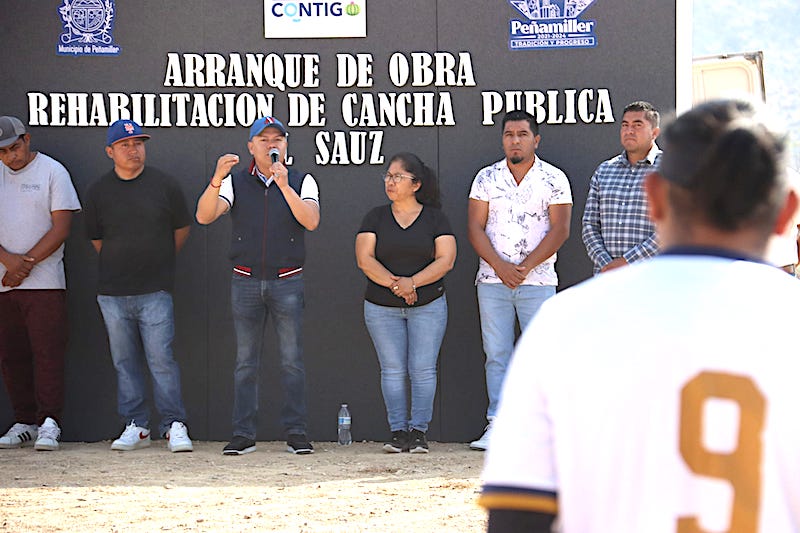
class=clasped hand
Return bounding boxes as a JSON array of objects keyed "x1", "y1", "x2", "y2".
[
  {"x1": 494, "y1": 260, "x2": 529, "y2": 289},
  {"x1": 2, "y1": 253, "x2": 35, "y2": 287},
  {"x1": 389, "y1": 275, "x2": 417, "y2": 305}
]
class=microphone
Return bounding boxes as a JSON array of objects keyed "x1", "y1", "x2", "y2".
[{"x1": 269, "y1": 148, "x2": 280, "y2": 164}]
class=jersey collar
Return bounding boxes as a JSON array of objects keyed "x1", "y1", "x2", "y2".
[{"x1": 660, "y1": 245, "x2": 765, "y2": 264}]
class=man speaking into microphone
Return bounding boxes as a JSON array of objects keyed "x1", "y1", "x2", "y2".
[{"x1": 196, "y1": 116, "x2": 320, "y2": 456}]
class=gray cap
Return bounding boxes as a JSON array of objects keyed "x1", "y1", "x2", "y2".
[{"x1": 0, "y1": 116, "x2": 27, "y2": 148}]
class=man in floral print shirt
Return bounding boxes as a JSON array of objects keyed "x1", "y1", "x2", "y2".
[{"x1": 467, "y1": 109, "x2": 572, "y2": 451}]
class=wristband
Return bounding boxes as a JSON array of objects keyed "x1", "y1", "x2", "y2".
[{"x1": 210, "y1": 180, "x2": 222, "y2": 189}]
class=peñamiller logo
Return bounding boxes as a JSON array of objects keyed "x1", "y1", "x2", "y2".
[
  {"x1": 56, "y1": 0, "x2": 121, "y2": 56},
  {"x1": 265, "y1": 1, "x2": 366, "y2": 38},
  {"x1": 507, "y1": 0, "x2": 597, "y2": 50}
]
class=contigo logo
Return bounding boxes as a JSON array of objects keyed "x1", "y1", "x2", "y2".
[
  {"x1": 264, "y1": 0, "x2": 365, "y2": 38},
  {"x1": 344, "y1": 2, "x2": 360, "y2": 16},
  {"x1": 271, "y1": 2, "x2": 346, "y2": 20}
]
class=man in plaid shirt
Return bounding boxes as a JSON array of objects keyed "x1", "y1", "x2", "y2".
[{"x1": 582, "y1": 101, "x2": 662, "y2": 274}]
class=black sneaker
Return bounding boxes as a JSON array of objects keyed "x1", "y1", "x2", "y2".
[
  {"x1": 287, "y1": 434, "x2": 314, "y2": 454},
  {"x1": 408, "y1": 429, "x2": 429, "y2": 454},
  {"x1": 222, "y1": 435, "x2": 256, "y2": 455},
  {"x1": 383, "y1": 430, "x2": 410, "y2": 453}
]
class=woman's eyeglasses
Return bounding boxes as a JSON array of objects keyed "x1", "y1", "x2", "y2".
[{"x1": 382, "y1": 173, "x2": 415, "y2": 184}]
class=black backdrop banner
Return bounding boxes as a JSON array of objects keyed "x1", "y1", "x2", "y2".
[{"x1": 1, "y1": 1, "x2": 676, "y2": 442}]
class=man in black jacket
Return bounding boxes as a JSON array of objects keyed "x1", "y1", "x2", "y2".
[{"x1": 196, "y1": 116, "x2": 320, "y2": 455}]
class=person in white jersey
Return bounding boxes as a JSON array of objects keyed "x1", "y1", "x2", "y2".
[{"x1": 479, "y1": 98, "x2": 800, "y2": 532}]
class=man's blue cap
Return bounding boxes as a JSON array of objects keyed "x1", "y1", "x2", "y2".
[
  {"x1": 249, "y1": 116, "x2": 287, "y2": 140},
  {"x1": 107, "y1": 119, "x2": 150, "y2": 146}
]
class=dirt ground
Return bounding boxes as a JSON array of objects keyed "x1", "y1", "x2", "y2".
[{"x1": 0, "y1": 439, "x2": 487, "y2": 532}]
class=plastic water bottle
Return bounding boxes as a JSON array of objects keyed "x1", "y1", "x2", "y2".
[{"x1": 337, "y1": 403, "x2": 352, "y2": 445}]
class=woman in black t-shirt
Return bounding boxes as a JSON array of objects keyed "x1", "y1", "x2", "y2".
[{"x1": 356, "y1": 152, "x2": 457, "y2": 454}]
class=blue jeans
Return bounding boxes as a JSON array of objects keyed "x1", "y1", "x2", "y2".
[
  {"x1": 364, "y1": 295, "x2": 447, "y2": 433},
  {"x1": 477, "y1": 283, "x2": 555, "y2": 418},
  {"x1": 96, "y1": 291, "x2": 187, "y2": 436},
  {"x1": 230, "y1": 274, "x2": 307, "y2": 439}
]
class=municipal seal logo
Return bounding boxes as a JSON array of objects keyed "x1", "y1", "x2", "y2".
[
  {"x1": 57, "y1": 0, "x2": 121, "y2": 56},
  {"x1": 509, "y1": 0, "x2": 594, "y2": 20},
  {"x1": 507, "y1": 0, "x2": 598, "y2": 50}
]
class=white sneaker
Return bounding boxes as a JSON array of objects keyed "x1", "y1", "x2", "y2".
[
  {"x1": 469, "y1": 419, "x2": 494, "y2": 451},
  {"x1": 34, "y1": 417, "x2": 61, "y2": 451},
  {"x1": 166, "y1": 421, "x2": 193, "y2": 453},
  {"x1": 111, "y1": 421, "x2": 151, "y2": 451},
  {"x1": 0, "y1": 423, "x2": 38, "y2": 449}
]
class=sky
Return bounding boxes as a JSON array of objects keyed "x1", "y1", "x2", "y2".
[{"x1": 693, "y1": 0, "x2": 800, "y2": 167}]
